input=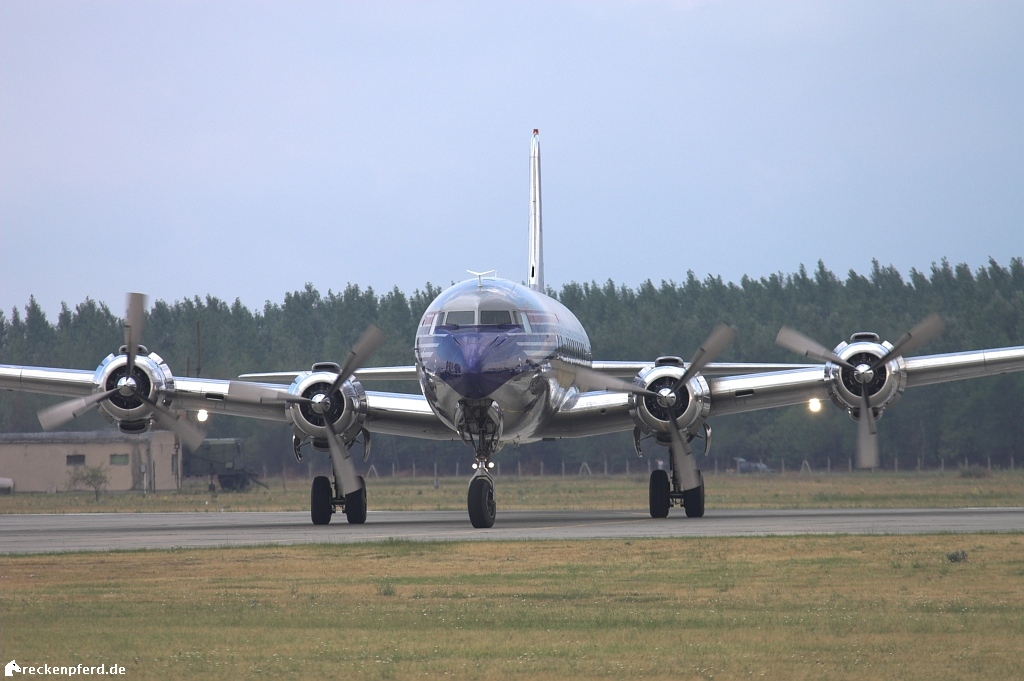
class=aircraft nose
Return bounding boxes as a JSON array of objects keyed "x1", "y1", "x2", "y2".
[{"x1": 435, "y1": 332, "x2": 521, "y2": 399}]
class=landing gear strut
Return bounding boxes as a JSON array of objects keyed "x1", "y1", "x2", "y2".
[{"x1": 455, "y1": 398, "x2": 503, "y2": 528}]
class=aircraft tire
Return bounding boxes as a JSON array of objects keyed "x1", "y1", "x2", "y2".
[
  {"x1": 468, "y1": 476, "x2": 496, "y2": 528},
  {"x1": 345, "y1": 476, "x2": 368, "y2": 524},
  {"x1": 682, "y1": 471, "x2": 705, "y2": 518},
  {"x1": 649, "y1": 469, "x2": 670, "y2": 518},
  {"x1": 311, "y1": 475, "x2": 333, "y2": 525}
]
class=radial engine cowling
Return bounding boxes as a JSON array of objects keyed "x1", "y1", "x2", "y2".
[
  {"x1": 93, "y1": 347, "x2": 175, "y2": 434},
  {"x1": 628, "y1": 358, "x2": 711, "y2": 437},
  {"x1": 285, "y1": 370, "x2": 368, "y2": 447},
  {"x1": 825, "y1": 333, "x2": 908, "y2": 419}
]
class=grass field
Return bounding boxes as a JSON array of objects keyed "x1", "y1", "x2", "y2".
[
  {"x1": 3, "y1": 534, "x2": 1023, "y2": 680},
  {"x1": 2, "y1": 469, "x2": 1021, "y2": 514}
]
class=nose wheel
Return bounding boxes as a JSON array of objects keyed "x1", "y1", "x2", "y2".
[{"x1": 467, "y1": 474, "x2": 496, "y2": 528}]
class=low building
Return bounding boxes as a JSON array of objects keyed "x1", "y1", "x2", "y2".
[{"x1": 0, "y1": 431, "x2": 180, "y2": 493}]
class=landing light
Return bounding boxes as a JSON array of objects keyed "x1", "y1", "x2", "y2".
[
  {"x1": 808, "y1": 398, "x2": 822, "y2": 413},
  {"x1": 196, "y1": 409, "x2": 209, "y2": 422}
]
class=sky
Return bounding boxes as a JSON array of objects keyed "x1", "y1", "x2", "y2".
[{"x1": 1, "y1": 1, "x2": 1022, "y2": 319}]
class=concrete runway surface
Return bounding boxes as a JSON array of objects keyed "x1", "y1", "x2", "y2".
[{"x1": 2, "y1": 507, "x2": 1022, "y2": 554}]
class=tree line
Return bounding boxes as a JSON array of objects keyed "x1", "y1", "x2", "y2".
[{"x1": 2, "y1": 257, "x2": 1022, "y2": 474}]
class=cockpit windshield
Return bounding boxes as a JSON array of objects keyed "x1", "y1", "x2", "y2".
[
  {"x1": 437, "y1": 309, "x2": 523, "y2": 330},
  {"x1": 480, "y1": 310, "x2": 513, "y2": 326},
  {"x1": 444, "y1": 310, "x2": 475, "y2": 326}
]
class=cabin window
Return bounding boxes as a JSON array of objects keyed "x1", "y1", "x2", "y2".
[
  {"x1": 444, "y1": 310, "x2": 475, "y2": 326},
  {"x1": 480, "y1": 310, "x2": 514, "y2": 326},
  {"x1": 110, "y1": 454, "x2": 129, "y2": 466},
  {"x1": 66, "y1": 454, "x2": 85, "y2": 466}
]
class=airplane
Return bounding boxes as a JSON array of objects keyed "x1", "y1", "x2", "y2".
[{"x1": 3, "y1": 130, "x2": 1024, "y2": 528}]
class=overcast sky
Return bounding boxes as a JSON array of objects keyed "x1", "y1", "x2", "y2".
[{"x1": 2, "y1": 1, "x2": 1022, "y2": 318}]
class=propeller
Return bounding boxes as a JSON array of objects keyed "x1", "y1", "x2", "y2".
[
  {"x1": 776, "y1": 325, "x2": 854, "y2": 369},
  {"x1": 661, "y1": 323, "x2": 736, "y2": 490},
  {"x1": 124, "y1": 292, "x2": 146, "y2": 382},
  {"x1": 774, "y1": 313, "x2": 945, "y2": 469},
  {"x1": 38, "y1": 389, "x2": 119, "y2": 431},
  {"x1": 555, "y1": 361, "x2": 660, "y2": 398},
  {"x1": 38, "y1": 292, "x2": 207, "y2": 451},
  {"x1": 39, "y1": 292, "x2": 149, "y2": 430},
  {"x1": 672, "y1": 323, "x2": 737, "y2": 393},
  {"x1": 314, "y1": 324, "x2": 386, "y2": 496},
  {"x1": 131, "y1": 388, "x2": 206, "y2": 452},
  {"x1": 328, "y1": 325, "x2": 386, "y2": 397},
  {"x1": 868, "y1": 313, "x2": 945, "y2": 372}
]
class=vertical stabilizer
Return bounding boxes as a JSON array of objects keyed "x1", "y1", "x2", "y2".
[{"x1": 528, "y1": 129, "x2": 544, "y2": 292}]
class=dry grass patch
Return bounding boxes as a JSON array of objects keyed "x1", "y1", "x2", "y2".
[{"x1": 3, "y1": 534, "x2": 1023, "y2": 680}]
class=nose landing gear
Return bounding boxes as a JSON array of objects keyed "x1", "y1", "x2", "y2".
[{"x1": 467, "y1": 462, "x2": 496, "y2": 528}]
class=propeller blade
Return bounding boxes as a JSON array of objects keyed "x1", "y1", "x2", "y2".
[
  {"x1": 323, "y1": 416, "x2": 363, "y2": 495},
  {"x1": 227, "y1": 381, "x2": 313, "y2": 406},
  {"x1": 855, "y1": 389, "x2": 879, "y2": 469},
  {"x1": 124, "y1": 292, "x2": 147, "y2": 379},
  {"x1": 38, "y1": 389, "x2": 118, "y2": 431},
  {"x1": 554, "y1": 361, "x2": 659, "y2": 398},
  {"x1": 329, "y1": 325, "x2": 386, "y2": 395},
  {"x1": 775, "y1": 326, "x2": 855, "y2": 370},
  {"x1": 665, "y1": 415, "x2": 701, "y2": 491},
  {"x1": 674, "y1": 323, "x2": 737, "y2": 393},
  {"x1": 870, "y1": 313, "x2": 945, "y2": 371},
  {"x1": 131, "y1": 389, "x2": 206, "y2": 451}
]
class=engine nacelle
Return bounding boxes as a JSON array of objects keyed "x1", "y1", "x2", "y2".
[
  {"x1": 93, "y1": 346, "x2": 175, "y2": 434},
  {"x1": 825, "y1": 332, "x2": 908, "y2": 419},
  {"x1": 628, "y1": 357, "x2": 711, "y2": 437},
  {"x1": 285, "y1": 370, "x2": 368, "y2": 448}
]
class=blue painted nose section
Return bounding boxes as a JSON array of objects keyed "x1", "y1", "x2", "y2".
[{"x1": 434, "y1": 330, "x2": 524, "y2": 399}]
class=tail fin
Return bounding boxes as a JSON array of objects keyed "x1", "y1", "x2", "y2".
[{"x1": 528, "y1": 129, "x2": 544, "y2": 292}]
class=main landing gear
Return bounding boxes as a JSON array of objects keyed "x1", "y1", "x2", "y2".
[
  {"x1": 639, "y1": 423, "x2": 709, "y2": 520},
  {"x1": 304, "y1": 426, "x2": 371, "y2": 526},
  {"x1": 311, "y1": 474, "x2": 367, "y2": 525},
  {"x1": 648, "y1": 462, "x2": 705, "y2": 519}
]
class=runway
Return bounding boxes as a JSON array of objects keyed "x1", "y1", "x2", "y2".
[{"x1": 2, "y1": 507, "x2": 1022, "y2": 554}]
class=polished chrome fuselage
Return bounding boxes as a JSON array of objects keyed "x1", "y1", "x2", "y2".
[{"x1": 414, "y1": 278, "x2": 590, "y2": 445}]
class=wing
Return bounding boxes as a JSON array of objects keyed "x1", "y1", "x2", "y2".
[
  {"x1": 0, "y1": 365, "x2": 456, "y2": 440},
  {"x1": 159, "y1": 377, "x2": 458, "y2": 440},
  {"x1": 0, "y1": 365, "x2": 95, "y2": 397},
  {"x1": 237, "y1": 366, "x2": 420, "y2": 384},
  {"x1": 590, "y1": 360, "x2": 818, "y2": 378},
  {"x1": 540, "y1": 344, "x2": 1024, "y2": 438}
]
